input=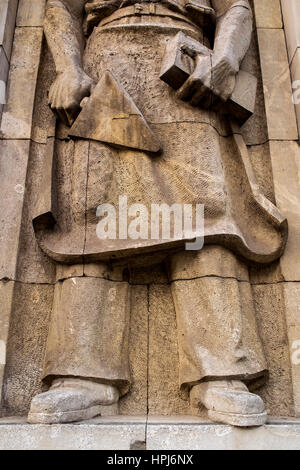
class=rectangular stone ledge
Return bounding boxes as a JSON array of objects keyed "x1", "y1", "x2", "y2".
[
  {"x1": 147, "y1": 417, "x2": 300, "y2": 450},
  {"x1": 254, "y1": 0, "x2": 283, "y2": 30},
  {"x1": 0, "y1": 416, "x2": 147, "y2": 450},
  {"x1": 17, "y1": 0, "x2": 46, "y2": 27},
  {"x1": 0, "y1": 0, "x2": 19, "y2": 61},
  {"x1": 281, "y1": 0, "x2": 300, "y2": 64},
  {"x1": 0, "y1": 416, "x2": 300, "y2": 450},
  {"x1": 257, "y1": 28, "x2": 298, "y2": 141}
]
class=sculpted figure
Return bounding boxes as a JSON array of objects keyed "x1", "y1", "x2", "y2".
[{"x1": 28, "y1": 0, "x2": 287, "y2": 426}]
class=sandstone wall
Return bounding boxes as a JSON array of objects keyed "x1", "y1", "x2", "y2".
[{"x1": 0, "y1": 0, "x2": 300, "y2": 419}]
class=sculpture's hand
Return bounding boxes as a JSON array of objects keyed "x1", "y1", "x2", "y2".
[
  {"x1": 48, "y1": 66, "x2": 94, "y2": 126},
  {"x1": 176, "y1": 53, "x2": 238, "y2": 108},
  {"x1": 176, "y1": 54, "x2": 213, "y2": 108},
  {"x1": 210, "y1": 54, "x2": 238, "y2": 102}
]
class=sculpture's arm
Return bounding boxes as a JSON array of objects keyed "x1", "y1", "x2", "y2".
[
  {"x1": 178, "y1": 0, "x2": 252, "y2": 106},
  {"x1": 44, "y1": 0, "x2": 94, "y2": 125},
  {"x1": 212, "y1": 0, "x2": 252, "y2": 99}
]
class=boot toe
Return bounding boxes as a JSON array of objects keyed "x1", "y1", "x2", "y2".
[
  {"x1": 191, "y1": 380, "x2": 266, "y2": 427},
  {"x1": 210, "y1": 388, "x2": 265, "y2": 415},
  {"x1": 29, "y1": 388, "x2": 88, "y2": 415}
]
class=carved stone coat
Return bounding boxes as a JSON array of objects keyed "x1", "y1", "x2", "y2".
[{"x1": 33, "y1": 0, "x2": 287, "y2": 265}]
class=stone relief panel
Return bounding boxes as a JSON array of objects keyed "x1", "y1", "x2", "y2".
[{"x1": 0, "y1": 0, "x2": 295, "y2": 425}]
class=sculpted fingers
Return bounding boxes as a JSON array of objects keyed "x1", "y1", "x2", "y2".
[
  {"x1": 177, "y1": 54, "x2": 212, "y2": 104},
  {"x1": 55, "y1": 107, "x2": 70, "y2": 126},
  {"x1": 190, "y1": 83, "x2": 212, "y2": 108},
  {"x1": 213, "y1": 74, "x2": 236, "y2": 102},
  {"x1": 48, "y1": 68, "x2": 94, "y2": 125},
  {"x1": 176, "y1": 76, "x2": 202, "y2": 101}
]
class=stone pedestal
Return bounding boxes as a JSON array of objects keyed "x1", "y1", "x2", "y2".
[{"x1": 0, "y1": 416, "x2": 300, "y2": 450}]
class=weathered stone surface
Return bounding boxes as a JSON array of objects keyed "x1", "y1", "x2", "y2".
[
  {"x1": 0, "y1": 139, "x2": 30, "y2": 280},
  {"x1": 148, "y1": 283, "x2": 190, "y2": 416},
  {"x1": 129, "y1": 262, "x2": 168, "y2": 285},
  {"x1": 0, "y1": 280, "x2": 14, "y2": 403},
  {"x1": 43, "y1": 276, "x2": 130, "y2": 395},
  {"x1": 168, "y1": 245, "x2": 249, "y2": 282},
  {"x1": 83, "y1": 263, "x2": 124, "y2": 281},
  {"x1": 70, "y1": 70, "x2": 161, "y2": 152},
  {"x1": 28, "y1": 378, "x2": 120, "y2": 424},
  {"x1": 0, "y1": 0, "x2": 18, "y2": 60},
  {"x1": 1, "y1": 416, "x2": 300, "y2": 450},
  {"x1": 270, "y1": 140, "x2": 300, "y2": 281},
  {"x1": 191, "y1": 380, "x2": 267, "y2": 427},
  {"x1": 171, "y1": 274, "x2": 267, "y2": 390},
  {"x1": 253, "y1": 0, "x2": 282, "y2": 30},
  {"x1": 0, "y1": 416, "x2": 147, "y2": 450},
  {"x1": 290, "y1": 48, "x2": 300, "y2": 138},
  {"x1": 257, "y1": 28, "x2": 298, "y2": 140},
  {"x1": 240, "y1": 31, "x2": 269, "y2": 145},
  {"x1": 247, "y1": 142, "x2": 276, "y2": 205},
  {"x1": 160, "y1": 32, "x2": 257, "y2": 125},
  {"x1": 30, "y1": 42, "x2": 56, "y2": 144},
  {"x1": 0, "y1": 45, "x2": 9, "y2": 103},
  {"x1": 281, "y1": 0, "x2": 300, "y2": 139},
  {"x1": 120, "y1": 285, "x2": 148, "y2": 415},
  {"x1": 1, "y1": 283, "x2": 54, "y2": 416},
  {"x1": 281, "y1": 0, "x2": 300, "y2": 63},
  {"x1": 16, "y1": 0, "x2": 46, "y2": 27},
  {"x1": 34, "y1": 139, "x2": 88, "y2": 263},
  {"x1": 282, "y1": 283, "x2": 300, "y2": 416},
  {"x1": 249, "y1": 260, "x2": 283, "y2": 285},
  {"x1": 15, "y1": 141, "x2": 56, "y2": 284},
  {"x1": 0, "y1": 0, "x2": 297, "y2": 433},
  {"x1": 147, "y1": 417, "x2": 300, "y2": 450},
  {"x1": 252, "y1": 283, "x2": 294, "y2": 417},
  {"x1": 55, "y1": 264, "x2": 84, "y2": 282},
  {"x1": 0, "y1": 27, "x2": 43, "y2": 139}
]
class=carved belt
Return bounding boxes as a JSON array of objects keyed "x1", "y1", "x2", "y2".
[{"x1": 98, "y1": 3, "x2": 199, "y2": 29}]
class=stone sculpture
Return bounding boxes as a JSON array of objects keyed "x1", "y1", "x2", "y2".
[{"x1": 28, "y1": 0, "x2": 287, "y2": 426}]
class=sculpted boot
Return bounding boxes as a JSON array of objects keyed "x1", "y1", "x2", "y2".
[
  {"x1": 27, "y1": 378, "x2": 119, "y2": 424},
  {"x1": 190, "y1": 380, "x2": 267, "y2": 427}
]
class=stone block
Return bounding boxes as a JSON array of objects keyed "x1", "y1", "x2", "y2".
[
  {"x1": 247, "y1": 141, "x2": 276, "y2": 205},
  {"x1": 0, "y1": 139, "x2": 30, "y2": 280},
  {"x1": 15, "y1": 141, "x2": 56, "y2": 284},
  {"x1": 0, "y1": 417, "x2": 300, "y2": 450},
  {"x1": 0, "y1": 280, "x2": 15, "y2": 402},
  {"x1": 252, "y1": 283, "x2": 294, "y2": 417},
  {"x1": 0, "y1": 416, "x2": 147, "y2": 450},
  {"x1": 257, "y1": 28, "x2": 298, "y2": 140},
  {"x1": 146, "y1": 417, "x2": 300, "y2": 450},
  {"x1": 148, "y1": 284, "x2": 190, "y2": 416},
  {"x1": 281, "y1": 0, "x2": 300, "y2": 63},
  {"x1": 282, "y1": 283, "x2": 300, "y2": 416},
  {"x1": 129, "y1": 262, "x2": 168, "y2": 285},
  {"x1": 17, "y1": 0, "x2": 46, "y2": 27},
  {"x1": 240, "y1": 32, "x2": 269, "y2": 145},
  {"x1": 0, "y1": 0, "x2": 18, "y2": 61},
  {"x1": 1, "y1": 27, "x2": 43, "y2": 139},
  {"x1": 290, "y1": 48, "x2": 300, "y2": 133},
  {"x1": 0, "y1": 45, "x2": 9, "y2": 103},
  {"x1": 1, "y1": 282, "x2": 54, "y2": 415},
  {"x1": 254, "y1": 0, "x2": 282, "y2": 30},
  {"x1": 120, "y1": 285, "x2": 148, "y2": 415},
  {"x1": 269, "y1": 140, "x2": 300, "y2": 281}
]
